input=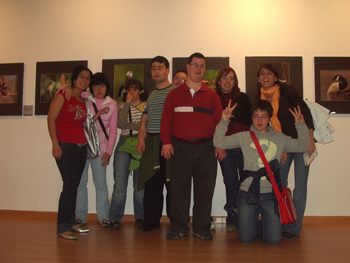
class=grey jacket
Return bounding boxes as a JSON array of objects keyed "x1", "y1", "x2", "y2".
[{"x1": 214, "y1": 119, "x2": 310, "y2": 193}]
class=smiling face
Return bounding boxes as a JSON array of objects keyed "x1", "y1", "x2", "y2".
[
  {"x1": 92, "y1": 84, "x2": 107, "y2": 99},
  {"x1": 74, "y1": 70, "x2": 91, "y2": 91},
  {"x1": 172, "y1": 72, "x2": 187, "y2": 87},
  {"x1": 218, "y1": 71, "x2": 235, "y2": 93},
  {"x1": 252, "y1": 109, "x2": 270, "y2": 134},
  {"x1": 187, "y1": 57, "x2": 206, "y2": 83},
  {"x1": 258, "y1": 67, "x2": 277, "y2": 90},
  {"x1": 151, "y1": 62, "x2": 169, "y2": 84}
]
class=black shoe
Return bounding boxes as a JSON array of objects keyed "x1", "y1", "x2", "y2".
[
  {"x1": 138, "y1": 224, "x2": 160, "y2": 233},
  {"x1": 167, "y1": 230, "x2": 187, "y2": 240},
  {"x1": 110, "y1": 221, "x2": 120, "y2": 230},
  {"x1": 193, "y1": 232, "x2": 213, "y2": 241},
  {"x1": 282, "y1": 232, "x2": 298, "y2": 240}
]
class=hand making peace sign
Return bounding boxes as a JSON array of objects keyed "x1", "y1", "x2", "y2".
[{"x1": 222, "y1": 99, "x2": 237, "y2": 121}]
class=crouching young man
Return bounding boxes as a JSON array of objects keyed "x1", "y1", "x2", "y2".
[{"x1": 213, "y1": 100, "x2": 310, "y2": 244}]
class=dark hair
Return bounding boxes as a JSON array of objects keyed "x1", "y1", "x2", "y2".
[
  {"x1": 187, "y1": 52, "x2": 206, "y2": 65},
  {"x1": 122, "y1": 79, "x2": 148, "y2": 102},
  {"x1": 215, "y1": 66, "x2": 240, "y2": 106},
  {"x1": 90, "y1": 72, "x2": 110, "y2": 98},
  {"x1": 71, "y1": 65, "x2": 93, "y2": 89},
  {"x1": 256, "y1": 63, "x2": 302, "y2": 100},
  {"x1": 150, "y1": 56, "x2": 169, "y2": 69},
  {"x1": 173, "y1": 69, "x2": 187, "y2": 79},
  {"x1": 250, "y1": 99, "x2": 273, "y2": 118}
]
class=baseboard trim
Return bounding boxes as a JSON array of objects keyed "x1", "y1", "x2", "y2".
[
  {"x1": 0, "y1": 209, "x2": 170, "y2": 222},
  {"x1": 0, "y1": 210, "x2": 348, "y2": 224}
]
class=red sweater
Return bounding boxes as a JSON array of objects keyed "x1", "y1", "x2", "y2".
[{"x1": 161, "y1": 83, "x2": 223, "y2": 145}]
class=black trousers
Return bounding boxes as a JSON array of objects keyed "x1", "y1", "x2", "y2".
[
  {"x1": 169, "y1": 138, "x2": 217, "y2": 234},
  {"x1": 143, "y1": 144, "x2": 170, "y2": 226},
  {"x1": 55, "y1": 142, "x2": 87, "y2": 234}
]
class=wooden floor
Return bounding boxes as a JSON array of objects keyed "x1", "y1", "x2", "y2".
[{"x1": 1, "y1": 211, "x2": 349, "y2": 263}]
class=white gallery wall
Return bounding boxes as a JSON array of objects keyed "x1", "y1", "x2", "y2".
[{"x1": 0, "y1": 0, "x2": 349, "y2": 217}]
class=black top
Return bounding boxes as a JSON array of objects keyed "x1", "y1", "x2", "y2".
[{"x1": 277, "y1": 87, "x2": 314, "y2": 139}]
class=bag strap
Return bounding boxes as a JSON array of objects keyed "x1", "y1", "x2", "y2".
[
  {"x1": 84, "y1": 98, "x2": 92, "y2": 116},
  {"x1": 128, "y1": 107, "x2": 133, "y2": 137},
  {"x1": 92, "y1": 101, "x2": 109, "y2": 141},
  {"x1": 249, "y1": 131, "x2": 282, "y2": 201}
]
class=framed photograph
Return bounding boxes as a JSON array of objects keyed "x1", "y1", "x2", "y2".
[
  {"x1": 314, "y1": 57, "x2": 350, "y2": 114},
  {"x1": 35, "y1": 60, "x2": 88, "y2": 115},
  {"x1": 245, "y1": 57, "x2": 303, "y2": 103},
  {"x1": 172, "y1": 57, "x2": 229, "y2": 90},
  {"x1": 0, "y1": 63, "x2": 24, "y2": 116},
  {"x1": 102, "y1": 58, "x2": 153, "y2": 103}
]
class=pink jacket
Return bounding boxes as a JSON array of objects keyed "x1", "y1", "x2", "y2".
[{"x1": 83, "y1": 92, "x2": 118, "y2": 157}]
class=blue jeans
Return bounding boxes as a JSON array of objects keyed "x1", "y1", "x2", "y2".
[
  {"x1": 76, "y1": 157, "x2": 110, "y2": 223},
  {"x1": 55, "y1": 142, "x2": 87, "y2": 234},
  {"x1": 280, "y1": 152, "x2": 309, "y2": 236},
  {"x1": 219, "y1": 148, "x2": 243, "y2": 225},
  {"x1": 109, "y1": 139, "x2": 144, "y2": 223},
  {"x1": 237, "y1": 190, "x2": 282, "y2": 244}
]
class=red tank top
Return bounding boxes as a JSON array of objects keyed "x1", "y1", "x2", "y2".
[{"x1": 55, "y1": 90, "x2": 87, "y2": 144}]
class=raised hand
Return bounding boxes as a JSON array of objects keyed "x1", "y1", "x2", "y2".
[
  {"x1": 222, "y1": 99, "x2": 237, "y2": 121},
  {"x1": 289, "y1": 105, "x2": 304, "y2": 123}
]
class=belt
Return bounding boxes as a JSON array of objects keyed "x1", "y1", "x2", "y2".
[{"x1": 174, "y1": 137, "x2": 211, "y2": 145}]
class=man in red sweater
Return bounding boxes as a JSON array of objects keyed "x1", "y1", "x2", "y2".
[{"x1": 161, "y1": 52, "x2": 225, "y2": 240}]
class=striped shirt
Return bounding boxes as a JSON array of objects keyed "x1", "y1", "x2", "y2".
[
  {"x1": 119, "y1": 102, "x2": 146, "y2": 137},
  {"x1": 146, "y1": 84, "x2": 175, "y2": 133}
]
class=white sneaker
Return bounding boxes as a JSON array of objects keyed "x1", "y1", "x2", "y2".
[{"x1": 210, "y1": 221, "x2": 216, "y2": 231}]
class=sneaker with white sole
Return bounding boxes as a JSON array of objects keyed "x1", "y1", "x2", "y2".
[
  {"x1": 166, "y1": 230, "x2": 187, "y2": 240},
  {"x1": 193, "y1": 232, "x2": 213, "y2": 241},
  {"x1": 76, "y1": 218, "x2": 85, "y2": 226},
  {"x1": 101, "y1": 219, "x2": 110, "y2": 227},
  {"x1": 210, "y1": 221, "x2": 216, "y2": 231}
]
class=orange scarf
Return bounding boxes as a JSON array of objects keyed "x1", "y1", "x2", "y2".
[
  {"x1": 260, "y1": 84, "x2": 282, "y2": 133},
  {"x1": 260, "y1": 84, "x2": 287, "y2": 163}
]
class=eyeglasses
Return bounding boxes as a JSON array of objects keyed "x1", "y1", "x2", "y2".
[
  {"x1": 190, "y1": 63, "x2": 206, "y2": 69},
  {"x1": 252, "y1": 115, "x2": 269, "y2": 120},
  {"x1": 151, "y1": 66, "x2": 165, "y2": 71},
  {"x1": 174, "y1": 76, "x2": 186, "y2": 82}
]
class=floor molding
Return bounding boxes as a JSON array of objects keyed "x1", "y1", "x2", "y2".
[{"x1": 1, "y1": 209, "x2": 348, "y2": 224}]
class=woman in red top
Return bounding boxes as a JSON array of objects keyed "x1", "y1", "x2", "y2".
[{"x1": 47, "y1": 65, "x2": 92, "y2": 240}]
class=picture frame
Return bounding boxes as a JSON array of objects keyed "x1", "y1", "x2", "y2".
[
  {"x1": 245, "y1": 57, "x2": 303, "y2": 103},
  {"x1": 35, "y1": 60, "x2": 88, "y2": 115},
  {"x1": 102, "y1": 58, "x2": 153, "y2": 103},
  {"x1": 0, "y1": 63, "x2": 24, "y2": 116},
  {"x1": 172, "y1": 57, "x2": 229, "y2": 89},
  {"x1": 314, "y1": 57, "x2": 350, "y2": 114}
]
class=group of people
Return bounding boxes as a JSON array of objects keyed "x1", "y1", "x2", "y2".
[{"x1": 48, "y1": 52, "x2": 315, "y2": 245}]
